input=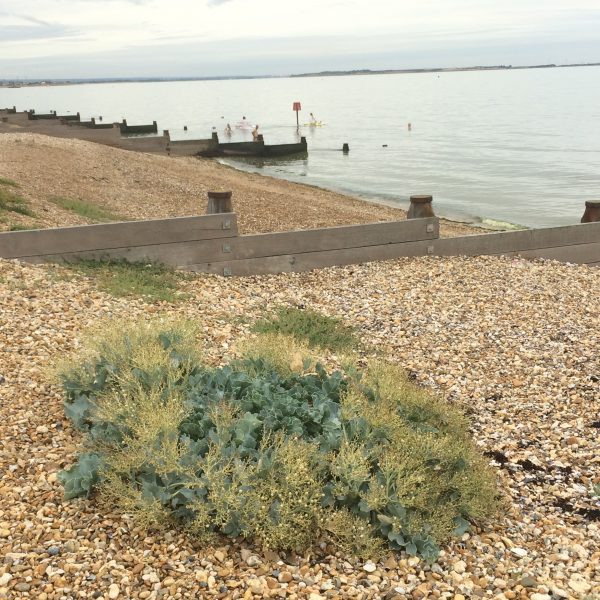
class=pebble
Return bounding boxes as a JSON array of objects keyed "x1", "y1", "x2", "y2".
[
  {"x1": 362, "y1": 562, "x2": 377, "y2": 573},
  {"x1": 108, "y1": 583, "x2": 120, "y2": 598},
  {"x1": 568, "y1": 574, "x2": 591, "y2": 594},
  {"x1": 453, "y1": 560, "x2": 466, "y2": 574}
]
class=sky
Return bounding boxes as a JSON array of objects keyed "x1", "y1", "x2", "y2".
[{"x1": 1, "y1": 0, "x2": 599, "y2": 79}]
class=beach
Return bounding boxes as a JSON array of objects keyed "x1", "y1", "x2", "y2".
[
  {"x1": 0, "y1": 132, "x2": 599, "y2": 599},
  {"x1": 0, "y1": 133, "x2": 476, "y2": 236}
]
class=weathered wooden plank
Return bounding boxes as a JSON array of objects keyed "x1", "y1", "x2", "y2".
[
  {"x1": 187, "y1": 239, "x2": 435, "y2": 276},
  {"x1": 228, "y1": 219, "x2": 439, "y2": 260},
  {"x1": 0, "y1": 214, "x2": 238, "y2": 259},
  {"x1": 119, "y1": 136, "x2": 169, "y2": 152},
  {"x1": 507, "y1": 241, "x2": 600, "y2": 264},
  {"x1": 23, "y1": 237, "x2": 233, "y2": 267},
  {"x1": 435, "y1": 222, "x2": 600, "y2": 257}
]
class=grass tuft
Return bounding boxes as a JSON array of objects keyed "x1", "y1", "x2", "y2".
[
  {"x1": 253, "y1": 306, "x2": 361, "y2": 353},
  {"x1": 66, "y1": 259, "x2": 188, "y2": 303},
  {"x1": 0, "y1": 187, "x2": 36, "y2": 217},
  {"x1": 8, "y1": 223, "x2": 37, "y2": 231},
  {"x1": 0, "y1": 177, "x2": 18, "y2": 187},
  {"x1": 49, "y1": 196, "x2": 125, "y2": 222}
]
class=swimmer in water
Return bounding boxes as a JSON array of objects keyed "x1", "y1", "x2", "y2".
[{"x1": 225, "y1": 123, "x2": 232, "y2": 136}]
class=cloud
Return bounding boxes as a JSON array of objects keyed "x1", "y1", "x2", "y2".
[{"x1": 0, "y1": 13, "x2": 78, "y2": 42}]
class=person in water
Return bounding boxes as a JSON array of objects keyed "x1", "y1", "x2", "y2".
[
  {"x1": 225, "y1": 123, "x2": 232, "y2": 136},
  {"x1": 252, "y1": 124, "x2": 259, "y2": 141},
  {"x1": 309, "y1": 112, "x2": 317, "y2": 124}
]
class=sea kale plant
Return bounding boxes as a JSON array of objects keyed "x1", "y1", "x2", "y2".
[{"x1": 57, "y1": 319, "x2": 497, "y2": 562}]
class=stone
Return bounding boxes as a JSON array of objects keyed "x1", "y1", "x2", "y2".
[
  {"x1": 108, "y1": 583, "x2": 120, "y2": 599},
  {"x1": 519, "y1": 576, "x2": 537, "y2": 587},
  {"x1": 510, "y1": 547, "x2": 527, "y2": 558},
  {"x1": 568, "y1": 575, "x2": 591, "y2": 594},
  {"x1": 362, "y1": 562, "x2": 376, "y2": 573},
  {"x1": 246, "y1": 555, "x2": 262, "y2": 567},
  {"x1": 453, "y1": 560, "x2": 466, "y2": 574}
]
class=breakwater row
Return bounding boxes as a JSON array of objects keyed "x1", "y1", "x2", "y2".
[{"x1": 0, "y1": 106, "x2": 307, "y2": 158}]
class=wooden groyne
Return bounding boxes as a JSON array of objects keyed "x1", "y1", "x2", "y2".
[
  {"x1": 0, "y1": 190, "x2": 597, "y2": 275},
  {"x1": 199, "y1": 136, "x2": 308, "y2": 158},
  {"x1": 0, "y1": 107, "x2": 308, "y2": 159},
  {"x1": 119, "y1": 119, "x2": 158, "y2": 135}
]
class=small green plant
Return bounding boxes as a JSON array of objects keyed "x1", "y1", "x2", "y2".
[
  {"x1": 253, "y1": 306, "x2": 361, "y2": 353},
  {"x1": 8, "y1": 223, "x2": 36, "y2": 231},
  {"x1": 66, "y1": 259, "x2": 187, "y2": 302},
  {"x1": 49, "y1": 196, "x2": 124, "y2": 222},
  {"x1": 57, "y1": 321, "x2": 498, "y2": 562},
  {"x1": 0, "y1": 187, "x2": 36, "y2": 217},
  {"x1": 0, "y1": 177, "x2": 18, "y2": 187}
]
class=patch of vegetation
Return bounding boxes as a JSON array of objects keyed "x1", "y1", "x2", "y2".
[
  {"x1": 49, "y1": 196, "x2": 124, "y2": 222},
  {"x1": 253, "y1": 306, "x2": 361, "y2": 353},
  {"x1": 66, "y1": 259, "x2": 187, "y2": 303},
  {"x1": 0, "y1": 187, "x2": 36, "y2": 217},
  {"x1": 0, "y1": 177, "x2": 18, "y2": 187},
  {"x1": 57, "y1": 321, "x2": 498, "y2": 562},
  {"x1": 8, "y1": 223, "x2": 37, "y2": 231}
]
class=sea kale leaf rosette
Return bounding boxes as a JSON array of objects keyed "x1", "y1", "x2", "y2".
[{"x1": 57, "y1": 319, "x2": 497, "y2": 562}]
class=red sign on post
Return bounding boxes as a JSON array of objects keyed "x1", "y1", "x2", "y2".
[{"x1": 293, "y1": 102, "x2": 302, "y2": 111}]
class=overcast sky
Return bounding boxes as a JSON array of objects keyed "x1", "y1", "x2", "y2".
[{"x1": 1, "y1": 0, "x2": 599, "y2": 79}]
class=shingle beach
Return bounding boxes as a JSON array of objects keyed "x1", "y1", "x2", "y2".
[{"x1": 0, "y1": 133, "x2": 599, "y2": 600}]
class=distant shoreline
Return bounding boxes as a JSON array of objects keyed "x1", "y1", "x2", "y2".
[{"x1": 1, "y1": 61, "x2": 599, "y2": 88}]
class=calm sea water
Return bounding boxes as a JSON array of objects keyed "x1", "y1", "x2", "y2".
[{"x1": 3, "y1": 67, "x2": 600, "y2": 228}]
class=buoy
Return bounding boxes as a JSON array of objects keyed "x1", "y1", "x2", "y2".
[
  {"x1": 184, "y1": 125, "x2": 187, "y2": 131},
  {"x1": 382, "y1": 144, "x2": 388, "y2": 147},
  {"x1": 342, "y1": 143, "x2": 349, "y2": 153}
]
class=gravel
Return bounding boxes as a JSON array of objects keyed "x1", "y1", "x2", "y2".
[{"x1": 1, "y1": 254, "x2": 598, "y2": 599}]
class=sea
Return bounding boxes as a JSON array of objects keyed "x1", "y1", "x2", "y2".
[{"x1": 2, "y1": 66, "x2": 600, "y2": 229}]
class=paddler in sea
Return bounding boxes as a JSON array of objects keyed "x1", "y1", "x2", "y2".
[{"x1": 309, "y1": 112, "x2": 318, "y2": 125}]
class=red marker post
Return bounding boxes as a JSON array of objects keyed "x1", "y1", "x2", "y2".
[{"x1": 293, "y1": 101, "x2": 301, "y2": 128}]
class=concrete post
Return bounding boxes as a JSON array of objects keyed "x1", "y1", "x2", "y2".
[
  {"x1": 407, "y1": 195, "x2": 435, "y2": 219},
  {"x1": 206, "y1": 191, "x2": 233, "y2": 214},
  {"x1": 581, "y1": 200, "x2": 600, "y2": 223}
]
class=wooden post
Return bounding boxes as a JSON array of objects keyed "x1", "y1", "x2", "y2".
[
  {"x1": 342, "y1": 143, "x2": 349, "y2": 153},
  {"x1": 581, "y1": 200, "x2": 600, "y2": 223},
  {"x1": 206, "y1": 191, "x2": 233, "y2": 214},
  {"x1": 407, "y1": 195, "x2": 435, "y2": 219}
]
